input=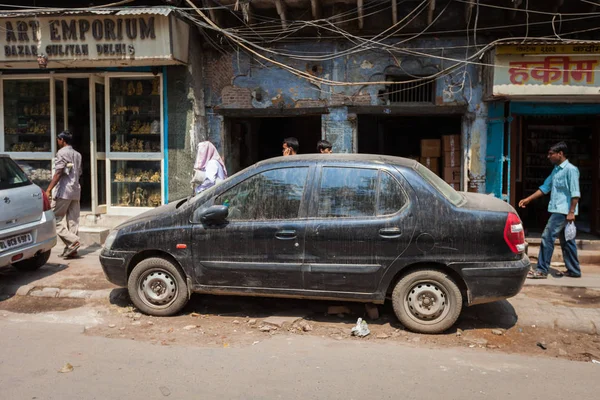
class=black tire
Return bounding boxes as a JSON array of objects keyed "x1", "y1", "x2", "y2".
[
  {"x1": 391, "y1": 269, "x2": 463, "y2": 334},
  {"x1": 127, "y1": 257, "x2": 189, "y2": 317},
  {"x1": 12, "y1": 250, "x2": 51, "y2": 271}
]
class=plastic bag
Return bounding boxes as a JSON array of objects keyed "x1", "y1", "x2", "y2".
[
  {"x1": 350, "y1": 318, "x2": 370, "y2": 337},
  {"x1": 565, "y1": 222, "x2": 577, "y2": 242}
]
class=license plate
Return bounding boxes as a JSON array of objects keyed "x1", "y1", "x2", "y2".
[{"x1": 0, "y1": 233, "x2": 33, "y2": 252}]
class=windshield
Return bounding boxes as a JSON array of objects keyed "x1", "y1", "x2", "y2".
[
  {"x1": 0, "y1": 157, "x2": 31, "y2": 190},
  {"x1": 414, "y1": 164, "x2": 464, "y2": 206}
]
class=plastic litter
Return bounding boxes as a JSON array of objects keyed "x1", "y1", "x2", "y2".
[
  {"x1": 58, "y1": 363, "x2": 74, "y2": 373},
  {"x1": 565, "y1": 222, "x2": 577, "y2": 242},
  {"x1": 351, "y1": 318, "x2": 370, "y2": 337},
  {"x1": 592, "y1": 360, "x2": 600, "y2": 365}
]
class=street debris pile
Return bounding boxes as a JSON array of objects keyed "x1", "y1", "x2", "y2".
[{"x1": 350, "y1": 318, "x2": 370, "y2": 337}]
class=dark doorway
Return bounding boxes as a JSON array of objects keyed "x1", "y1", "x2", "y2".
[
  {"x1": 225, "y1": 116, "x2": 322, "y2": 174},
  {"x1": 67, "y1": 79, "x2": 91, "y2": 210},
  {"x1": 514, "y1": 116, "x2": 597, "y2": 235}
]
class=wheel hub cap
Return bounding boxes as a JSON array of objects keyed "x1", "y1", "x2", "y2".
[
  {"x1": 140, "y1": 271, "x2": 177, "y2": 306},
  {"x1": 406, "y1": 283, "x2": 447, "y2": 321}
]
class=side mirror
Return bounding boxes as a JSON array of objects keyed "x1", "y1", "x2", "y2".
[{"x1": 199, "y1": 205, "x2": 229, "y2": 225}]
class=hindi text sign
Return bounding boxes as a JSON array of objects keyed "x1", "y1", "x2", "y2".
[{"x1": 493, "y1": 54, "x2": 600, "y2": 96}]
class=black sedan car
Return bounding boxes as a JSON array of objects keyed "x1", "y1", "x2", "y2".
[{"x1": 100, "y1": 154, "x2": 529, "y2": 334}]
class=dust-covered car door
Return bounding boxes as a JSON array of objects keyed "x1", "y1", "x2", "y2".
[
  {"x1": 304, "y1": 166, "x2": 416, "y2": 293},
  {"x1": 192, "y1": 166, "x2": 313, "y2": 289}
]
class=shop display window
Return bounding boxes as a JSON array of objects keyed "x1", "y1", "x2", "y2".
[
  {"x1": 15, "y1": 159, "x2": 52, "y2": 189},
  {"x1": 111, "y1": 160, "x2": 162, "y2": 208},
  {"x1": 3, "y1": 80, "x2": 51, "y2": 153},
  {"x1": 2, "y1": 73, "x2": 164, "y2": 215},
  {"x1": 110, "y1": 77, "x2": 161, "y2": 153}
]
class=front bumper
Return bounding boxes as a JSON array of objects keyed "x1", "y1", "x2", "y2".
[
  {"x1": 454, "y1": 255, "x2": 531, "y2": 306},
  {"x1": 99, "y1": 248, "x2": 135, "y2": 287}
]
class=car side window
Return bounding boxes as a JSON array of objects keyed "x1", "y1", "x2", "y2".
[
  {"x1": 377, "y1": 171, "x2": 408, "y2": 216},
  {"x1": 215, "y1": 167, "x2": 309, "y2": 221},
  {"x1": 317, "y1": 167, "x2": 378, "y2": 218}
]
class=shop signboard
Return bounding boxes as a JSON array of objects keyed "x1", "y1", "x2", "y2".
[
  {"x1": 0, "y1": 13, "x2": 189, "y2": 68},
  {"x1": 492, "y1": 45, "x2": 600, "y2": 96}
]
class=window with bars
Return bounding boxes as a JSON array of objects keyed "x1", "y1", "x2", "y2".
[{"x1": 383, "y1": 77, "x2": 435, "y2": 104}]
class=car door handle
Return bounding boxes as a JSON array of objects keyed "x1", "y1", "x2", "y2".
[
  {"x1": 275, "y1": 230, "x2": 297, "y2": 240},
  {"x1": 379, "y1": 228, "x2": 402, "y2": 238}
]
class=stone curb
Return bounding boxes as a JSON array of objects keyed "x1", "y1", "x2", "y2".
[{"x1": 0, "y1": 285, "x2": 113, "y2": 300}]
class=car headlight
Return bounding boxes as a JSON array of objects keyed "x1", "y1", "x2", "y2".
[{"x1": 104, "y1": 230, "x2": 119, "y2": 250}]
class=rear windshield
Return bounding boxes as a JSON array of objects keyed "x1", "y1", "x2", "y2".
[
  {"x1": 414, "y1": 164, "x2": 465, "y2": 206},
  {"x1": 0, "y1": 157, "x2": 31, "y2": 190}
]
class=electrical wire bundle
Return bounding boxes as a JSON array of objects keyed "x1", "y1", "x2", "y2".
[{"x1": 3, "y1": 0, "x2": 600, "y2": 98}]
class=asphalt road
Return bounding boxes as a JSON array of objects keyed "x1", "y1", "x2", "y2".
[{"x1": 1, "y1": 314, "x2": 599, "y2": 400}]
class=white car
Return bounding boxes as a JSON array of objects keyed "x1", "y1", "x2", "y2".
[{"x1": 0, "y1": 154, "x2": 57, "y2": 270}]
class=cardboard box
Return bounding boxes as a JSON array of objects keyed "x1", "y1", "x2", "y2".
[
  {"x1": 444, "y1": 166, "x2": 461, "y2": 183},
  {"x1": 420, "y1": 157, "x2": 440, "y2": 174},
  {"x1": 442, "y1": 135, "x2": 460, "y2": 153},
  {"x1": 421, "y1": 139, "x2": 441, "y2": 158},
  {"x1": 443, "y1": 150, "x2": 461, "y2": 168}
]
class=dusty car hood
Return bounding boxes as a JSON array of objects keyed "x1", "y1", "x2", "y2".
[{"x1": 115, "y1": 198, "x2": 188, "y2": 230}]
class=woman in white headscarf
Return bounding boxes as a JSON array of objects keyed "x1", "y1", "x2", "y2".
[{"x1": 191, "y1": 141, "x2": 227, "y2": 194}]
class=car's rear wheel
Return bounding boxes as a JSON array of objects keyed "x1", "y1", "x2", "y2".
[
  {"x1": 12, "y1": 250, "x2": 51, "y2": 271},
  {"x1": 127, "y1": 257, "x2": 189, "y2": 316},
  {"x1": 391, "y1": 269, "x2": 462, "y2": 334}
]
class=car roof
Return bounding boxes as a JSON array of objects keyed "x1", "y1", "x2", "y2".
[{"x1": 255, "y1": 154, "x2": 418, "y2": 169}]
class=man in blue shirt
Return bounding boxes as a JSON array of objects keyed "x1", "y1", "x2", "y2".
[{"x1": 519, "y1": 142, "x2": 581, "y2": 279}]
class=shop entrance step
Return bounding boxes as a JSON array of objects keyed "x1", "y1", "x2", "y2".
[
  {"x1": 526, "y1": 237, "x2": 600, "y2": 251},
  {"x1": 526, "y1": 235, "x2": 600, "y2": 263},
  {"x1": 78, "y1": 227, "x2": 110, "y2": 246},
  {"x1": 80, "y1": 213, "x2": 131, "y2": 229}
]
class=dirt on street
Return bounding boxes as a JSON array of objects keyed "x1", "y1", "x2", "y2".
[{"x1": 1, "y1": 286, "x2": 600, "y2": 364}]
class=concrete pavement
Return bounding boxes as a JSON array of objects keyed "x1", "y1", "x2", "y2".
[
  {"x1": 0, "y1": 317, "x2": 599, "y2": 400},
  {"x1": 1, "y1": 245, "x2": 600, "y2": 334}
]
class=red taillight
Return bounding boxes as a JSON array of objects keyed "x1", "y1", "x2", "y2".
[
  {"x1": 504, "y1": 212, "x2": 525, "y2": 254},
  {"x1": 42, "y1": 189, "x2": 51, "y2": 212}
]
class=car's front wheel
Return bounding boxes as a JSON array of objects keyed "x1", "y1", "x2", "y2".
[
  {"x1": 128, "y1": 257, "x2": 189, "y2": 316},
  {"x1": 391, "y1": 269, "x2": 463, "y2": 334},
  {"x1": 12, "y1": 250, "x2": 51, "y2": 271}
]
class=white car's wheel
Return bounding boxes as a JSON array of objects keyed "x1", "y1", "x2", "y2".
[{"x1": 12, "y1": 250, "x2": 51, "y2": 271}]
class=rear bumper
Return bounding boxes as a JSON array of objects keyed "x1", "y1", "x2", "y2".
[
  {"x1": 454, "y1": 255, "x2": 531, "y2": 306},
  {"x1": 0, "y1": 210, "x2": 57, "y2": 268},
  {"x1": 99, "y1": 249, "x2": 135, "y2": 287}
]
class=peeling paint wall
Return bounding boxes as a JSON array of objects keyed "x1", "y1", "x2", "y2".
[
  {"x1": 461, "y1": 64, "x2": 488, "y2": 194},
  {"x1": 322, "y1": 107, "x2": 356, "y2": 153},
  {"x1": 166, "y1": 29, "x2": 207, "y2": 201},
  {"x1": 203, "y1": 37, "x2": 488, "y2": 190},
  {"x1": 206, "y1": 38, "x2": 479, "y2": 109}
]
